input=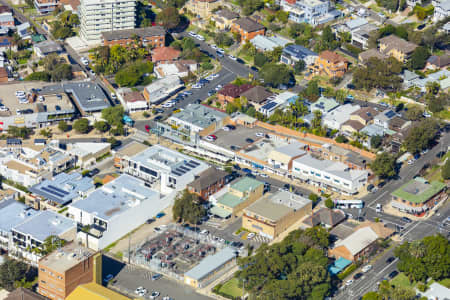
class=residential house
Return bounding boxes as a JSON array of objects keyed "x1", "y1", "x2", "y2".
[
  {"x1": 33, "y1": 40, "x2": 63, "y2": 58},
  {"x1": 155, "y1": 60, "x2": 198, "y2": 78},
  {"x1": 68, "y1": 175, "x2": 165, "y2": 250},
  {"x1": 379, "y1": 35, "x2": 417, "y2": 63},
  {"x1": 10, "y1": 210, "x2": 77, "y2": 264},
  {"x1": 187, "y1": 167, "x2": 228, "y2": 200},
  {"x1": 151, "y1": 47, "x2": 181, "y2": 63},
  {"x1": 34, "y1": 0, "x2": 59, "y2": 14},
  {"x1": 0, "y1": 12, "x2": 14, "y2": 27},
  {"x1": 29, "y1": 172, "x2": 94, "y2": 211},
  {"x1": 403, "y1": 69, "x2": 450, "y2": 92},
  {"x1": 280, "y1": 44, "x2": 318, "y2": 66},
  {"x1": 5, "y1": 288, "x2": 48, "y2": 300},
  {"x1": 391, "y1": 177, "x2": 447, "y2": 215},
  {"x1": 117, "y1": 89, "x2": 148, "y2": 112},
  {"x1": 0, "y1": 199, "x2": 38, "y2": 251},
  {"x1": 425, "y1": 54, "x2": 450, "y2": 70},
  {"x1": 209, "y1": 177, "x2": 264, "y2": 219},
  {"x1": 37, "y1": 243, "x2": 96, "y2": 300},
  {"x1": 322, "y1": 104, "x2": 361, "y2": 130},
  {"x1": 310, "y1": 96, "x2": 339, "y2": 114},
  {"x1": 258, "y1": 91, "x2": 298, "y2": 116},
  {"x1": 63, "y1": 142, "x2": 111, "y2": 169},
  {"x1": 308, "y1": 50, "x2": 349, "y2": 78},
  {"x1": 0, "y1": 36, "x2": 16, "y2": 52},
  {"x1": 243, "y1": 190, "x2": 312, "y2": 239},
  {"x1": 388, "y1": 116, "x2": 411, "y2": 133},
  {"x1": 341, "y1": 120, "x2": 366, "y2": 135},
  {"x1": 231, "y1": 17, "x2": 265, "y2": 43},
  {"x1": 292, "y1": 154, "x2": 369, "y2": 195},
  {"x1": 167, "y1": 103, "x2": 230, "y2": 136},
  {"x1": 240, "y1": 86, "x2": 274, "y2": 109},
  {"x1": 17, "y1": 22, "x2": 31, "y2": 39},
  {"x1": 358, "y1": 48, "x2": 388, "y2": 65},
  {"x1": 250, "y1": 35, "x2": 290, "y2": 52},
  {"x1": 212, "y1": 8, "x2": 239, "y2": 30},
  {"x1": 280, "y1": 0, "x2": 341, "y2": 25},
  {"x1": 432, "y1": 0, "x2": 450, "y2": 22},
  {"x1": 184, "y1": 247, "x2": 236, "y2": 288},
  {"x1": 418, "y1": 282, "x2": 450, "y2": 300},
  {"x1": 303, "y1": 207, "x2": 346, "y2": 228},
  {"x1": 115, "y1": 144, "x2": 209, "y2": 194},
  {"x1": 101, "y1": 26, "x2": 166, "y2": 48},
  {"x1": 217, "y1": 83, "x2": 254, "y2": 104},
  {"x1": 142, "y1": 75, "x2": 184, "y2": 104},
  {"x1": 184, "y1": 0, "x2": 222, "y2": 19},
  {"x1": 329, "y1": 226, "x2": 381, "y2": 261},
  {"x1": 349, "y1": 106, "x2": 378, "y2": 126},
  {"x1": 374, "y1": 109, "x2": 396, "y2": 129},
  {"x1": 351, "y1": 23, "x2": 378, "y2": 49}
]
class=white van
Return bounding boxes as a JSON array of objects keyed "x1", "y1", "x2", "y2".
[{"x1": 376, "y1": 204, "x2": 382, "y2": 213}]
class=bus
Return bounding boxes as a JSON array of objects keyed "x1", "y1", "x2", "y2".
[{"x1": 334, "y1": 199, "x2": 364, "y2": 209}]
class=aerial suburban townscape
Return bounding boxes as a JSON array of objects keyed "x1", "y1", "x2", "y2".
[{"x1": 0, "y1": 0, "x2": 448, "y2": 299}]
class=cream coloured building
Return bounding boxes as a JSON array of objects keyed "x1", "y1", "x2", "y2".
[{"x1": 184, "y1": 0, "x2": 222, "y2": 19}]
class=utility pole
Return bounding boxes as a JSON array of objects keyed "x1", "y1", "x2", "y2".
[{"x1": 128, "y1": 233, "x2": 131, "y2": 264}]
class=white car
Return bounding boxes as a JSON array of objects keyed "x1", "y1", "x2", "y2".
[
  {"x1": 217, "y1": 48, "x2": 225, "y2": 54},
  {"x1": 110, "y1": 93, "x2": 117, "y2": 100},
  {"x1": 135, "y1": 287, "x2": 145, "y2": 294},
  {"x1": 200, "y1": 229, "x2": 209, "y2": 235},
  {"x1": 212, "y1": 73, "x2": 220, "y2": 78},
  {"x1": 362, "y1": 265, "x2": 372, "y2": 273},
  {"x1": 215, "y1": 84, "x2": 223, "y2": 91},
  {"x1": 260, "y1": 173, "x2": 268, "y2": 178},
  {"x1": 161, "y1": 103, "x2": 174, "y2": 108},
  {"x1": 188, "y1": 31, "x2": 196, "y2": 37},
  {"x1": 255, "y1": 132, "x2": 265, "y2": 137},
  {"x1": 345, "y1": 279, "x2": 354, "y2": 286},
  {"x1": 162, "y1": 297, "x2": 173, "y2": 300},
  {"x1": 81, "y1": 57, "x2": 89, "y2": 66},
  {"x1": 247, "y1": 233, "x2": 255, "y2": 240},
  {"x1": 210, "y1": 44, "x2": 218, "y2": 50},
  {"x1": 228, "y1": 55, "x2": 237, "y2": 61},
  {"x1": 407, "y1": 159, "x2": 414, "y2": 165},
  {"x1": 0, "y1": 105, "x2": 8, "y2": 111},
  {"x1": 192, "y1": 84, "x2": 202, "y2": 89},
  {"x1": 196, "y1": 35, "x2": 205, "y2": 41},
  {"x1": 219, "y1": 238, "x2": 225, "y2": 243},
  {"x1": 222, "y1": 126, "x2": 231, "y2": 132},
  {"x1": 15, "y1": 91, "x2": 25, "y2": 96},
  {"x1": 150, "y1": 291, "x2": 159, "y2": 299},
  {"x1": 38, "y1": 95, "x2": 45, "y2": 102}
]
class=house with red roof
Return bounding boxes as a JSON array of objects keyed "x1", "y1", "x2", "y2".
[
  {"x1": 217, "y1": 83, "x2": 254, "y2": 105},
  {"x1": 151, "y1": 47, "x2": 181, "y2": 63}
]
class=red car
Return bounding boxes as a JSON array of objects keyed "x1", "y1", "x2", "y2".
[{"x1": 145, "y1": 124, "x2": 150, "y2": 132}]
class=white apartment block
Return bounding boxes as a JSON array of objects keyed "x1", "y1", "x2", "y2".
[
  {"x1": 292, "y1": 154, "x2": 368, "y2": 195},
  {"x1": 79, "y1": 0, "x2": 136, "y2": 42}
]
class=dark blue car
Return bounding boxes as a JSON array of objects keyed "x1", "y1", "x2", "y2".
[
  {"x1": 242, "y1": 168, "x2": 252, "y2": 174},
  {"x1": 156, "y1": 212, "x2": 165, "y2": 219}
]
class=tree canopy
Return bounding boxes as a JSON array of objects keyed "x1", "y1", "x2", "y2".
[
  {"x1": 395, "y1": 234, "x2": 450, "y2": 283},
  {"x1": 259, "y1": 63, "x2": 293, "y2": 87},
  {"x1": 236, "y1": 228, "x2": 331, "y2": 299},
  {"x1": 236, "y1": 0, "x2": 264, "y2": 15},
  {"x1": 404, "y1": 118, "x2": 439, "y2": 154},
  {"x1": 409, "y1": 46, "x2": 430, "y2": 70},
  {"x1": 172, "y1": 189, "x2": 206, "y2": 224},
  {"x1": 156, "y1": 7, "x2": 181, "y2": 29},
  {"x1": 0, "y1": 259, "x2": 34, "y2": 291},
  {"x1": 73, "y1": 118, "x2": 90, "y2": 134},
  {"x1": 371, "y1": 152, "x2": 397, "y2": 178},
  {"x1": 352, "y1": 57, "x2": 402, "y2": 91},
  {"x1": 101, "y1": 106, "x2": 124, "y2": 127},
  {"x1": 442, "y1": 159, "x2": 450, "y2": 180},
  {"x1": 115, "y1": 61, "x2": 154, "y2": 87}
]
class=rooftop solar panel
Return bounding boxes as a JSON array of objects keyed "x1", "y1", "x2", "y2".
[
  {"x1": 41, "y1": 186, "x2": 65, "y2": 198},
  {"x1": 175, "y1": 168, "x2": 187, "y2": 174},
  {"x1": 189, "y1": 160, "x2": 200, "y2": 166},
  {"x1": 172, "y1": 171, "x2": 183, "y2": 176},
  {"x1": 47, "y1": 185, "x2": 70, "y2": 196},
  {"x1": 385, "y1": 110, "x2": 395, "y2": 118},
  {"x1": 179, "y1": 165, "x2": 191, "y2": 172}
]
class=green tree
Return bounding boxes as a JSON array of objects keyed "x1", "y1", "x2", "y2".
[
  {"x1": 293, "y1": 60, "x2": 306, "y2": 75},
  {"x1": 259, "y1": 63, "x2": 293, "y2": 87},
  {"x1": 362, "y1": 291, "x2": 381, "y2": 300},
  {"x1": 335, "y1": 135, "x2": 348, "y2": 143},
  {"x1": 73, "y1": 118, "x2": 90, "y2": 134},
  {"x1": 0, "y1": 259, "x2": 30, "y2": 291},
  {"x1": 371, "y1": 152, "x2": 396, "y2": 178},
  {"x1": 156, "y1": 7, "x2": 181, "y2": 30},
  {"x1": 370, "y1": 135, "x2": 383, "y2": 149},
  {"x1": 409, "y1": 46, "x2": 430, "y2": 70},
  {"x1": 58, "y1": 120, "x2": 69, "y2": 132},
  {"x1": 428, "y1": 93, "x2": 448, "y2": 114},
  {"x1": 308, "y1": 192, "x2": 319, "y2": 203},
  {"x1": 404, "y1": 118, "x2": 439, "y2": 154},
  {"x1": 442, "y1": 159, "x2": 450, "y2": 180},
  {"x1": 94, "y1": 121, "x2": 109, "y2": 133},
  {"x1": 352, "y1": 57, "x2": 403, "y2": 91},
  {"x1": 172, "y1": 189, "x2": 206, "y2": 224},
  {"x1": 214, "y1": 32, "x2": 234, "y2": 47},
  {"x1": 7, "y1": 126, "x2": 32, "y2": 139},
  {"x1": 101, "y1": 106, "x2": 124, "y2": 127},
  {"x1": 302, "y1": 80, "x2": 320, "y2": 101},
  {"x1": 325, "y1": 198, "x2": 334, "y2": 209},
  {"x1": 405, "y1": 105, "x2": 424, "y2": 121},
  {"x1": 254, "y1": 52, "x2": 269, "y2": 68}
]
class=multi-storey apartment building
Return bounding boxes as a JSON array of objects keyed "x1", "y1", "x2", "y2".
[
  {"x1": 38, "y1": 243, "x2": 96, "y2": 300},
  {"x1": 280, "y1": 0, "x2": 340, "y2": 25},
  {"x1": 79, "y1": 0, "x2": 136, "y2": 43},
  {"x1": 34, "y1": 0, "x2": 59, "y2": 14}
]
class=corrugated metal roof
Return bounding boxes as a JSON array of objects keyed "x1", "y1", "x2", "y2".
[{"x1": 184, "y1": 247, "x2": 236, "y2": 281}]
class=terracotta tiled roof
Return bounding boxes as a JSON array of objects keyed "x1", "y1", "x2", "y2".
[
  {"x1": 218, "y1": 83, "x2": 254, "y2": 98},
  {"x1": 151, "y1": 47, "x2": 181, "y2": 62},
  {"x1": 320, "y1": 50, "x2": 348, "y2": 64}
]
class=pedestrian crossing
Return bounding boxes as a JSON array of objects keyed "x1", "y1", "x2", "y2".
[{"x1": 132, "y1": 130, "x2": 150, "y2": 143}]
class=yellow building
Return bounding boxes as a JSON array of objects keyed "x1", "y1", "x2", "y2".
[
  {"x1": 242, "y1": 190, "x2": 312, "y2": 239},
  {"x1": 379, "y1": 35, "x2": 417, "y2": 63},
  {"x1": 212, "y1": 8, "x2": 239, "y2": 30},
  {"x1": 184, "y1": 0, "x2": 222, "y2": 19},
  {"x1": 210, "y1": 177, "x2": 264, "y2": 218}
]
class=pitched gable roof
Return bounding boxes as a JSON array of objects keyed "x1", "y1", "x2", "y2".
[
  {"x1": 240, "y1": 86, "x2": 273, "y2": 104},
  {"x1": 320, "y1": 50, "x2": 348, "y2": 64},
  {"x1": 218, "y1": 83, "x2": 254, "y2": 98},
  {"x1": 234, "y1": 17, "x2": 265, "y2": 32},
  {"x1": 379, "y1": 35, "x2": 417, "y2": 54}
]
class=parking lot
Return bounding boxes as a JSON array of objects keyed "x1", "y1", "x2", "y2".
[
  {"x1": 0, "y1": 81, "x2": 74, "y2": 117},
  {"x1": 212, "y1": 124, "x2": 270, "y2": 152},
  {"x1": 109, "y1": 263, "x2": 212, "y2": 300}
]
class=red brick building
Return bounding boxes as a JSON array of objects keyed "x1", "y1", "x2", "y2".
[
  {"x1": 187, "y1": 168, "x2": 228, "y2": 200},
  {"x1": 0, "y1": 67, "x2": 8, "y2": 83},
  {"x1": 231, "y1": 17, "x2": 265, "y2": 43},
  {"x1": 217, "y1": 83, "x2": 254, "y2": 105},
  {"x1": 102, "y1": 26, "x2": 166, "y2": 48}
]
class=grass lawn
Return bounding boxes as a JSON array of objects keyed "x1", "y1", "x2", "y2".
[
  {"x1": 390, "y1": 273, "x2": 414, "y2": 288},
  {"x1": 219, "y1": 278, "x2": 243, "y2": 298},
  {"x1": 439, "y1": 278, "x2": 450, "y2": 288}
]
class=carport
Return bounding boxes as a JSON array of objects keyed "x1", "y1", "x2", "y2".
[{"x1": 210, "y1": 206, "x2": 231, "y2": 219}]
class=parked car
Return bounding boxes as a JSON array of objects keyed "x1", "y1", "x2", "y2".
[
  {"x1": 245, "y1": 138, "x2": 254, "y2": 143},
  {"x1": 150, "y1": 291, "x2": 160, "y2": 299},
  {"x1": 152, "y1": 273, "x2": 162, "y2": 281},
  {"x1": 386, "y1": 257, "x2": 395, "y2": 263},
  {"x1": 402, "y1": 217, "x2": 412, "y2": 223},
  {"x1": 228, "y1": 55, "x2": 237, "y2": 61},
  {"x1": 362, "y1": 265, "x2": 372, "y2": 273},
  {"x1": 353, "y1": 272, "x2": 363, "y2": 280},
  {"x1": 156, "y1": 212, "x2": 165, "y2": 219},
  {"x1": 247, "y1": 233, "x2": 255, "y2": 239},
  {"x1": 216, "y1": 51, "x2": 224, "y2": 58},
  {"x1": 242, "y1": 168, "x2": 252, "y2": 174},
  {"x1": 388, "y1": 270, "x2": 399, "y2": 279},
  {"x1": 345, "y1": 279, "x2": 354, "y2": 286},
  {"x1": 103, "y1": 274, "x2": 113, "y2": 283},
  {"x1": 205, "y1": 135, "x2": 217, "y2": 142},
  {"x1": 88, "y1": 168, "x2": 100, "y2": 177}
]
